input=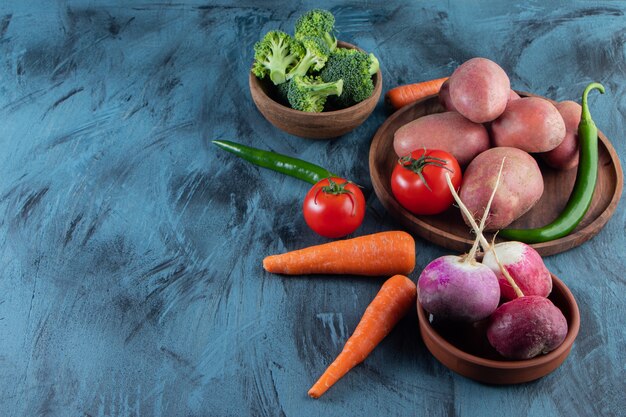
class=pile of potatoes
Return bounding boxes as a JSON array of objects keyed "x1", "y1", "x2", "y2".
[{"x1": 393, "y1": 57, "x2": 582, "y2": 230}]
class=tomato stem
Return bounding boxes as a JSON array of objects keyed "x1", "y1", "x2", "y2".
[
  {"x1": 313, "y1": 178, "x2": 358, "y2": 217},
  {"x1": 398, "y1": 152, "x2": 453, "y2": 192}
]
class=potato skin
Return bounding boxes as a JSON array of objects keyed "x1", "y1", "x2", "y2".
[
  {"x1": 449, "y1": 57, "x2": 510, "y2": 123},
  {"x1": 438, "y1": 79, "x2": 456, "y2": 111},
  {"x1": 491, "y1": 97, "x2": 566, "y2": 153},
  {"x1": 393, "y1": 111, "x2": 490, "y2": 166},
  {"x1": 508, "y1": 90, "x2": 521, "y2": 101},
  {"x1": 540, "y1": 100, "x2": 582, "y2": 170},
  {"x1": 460, "y1": 147, "x2": 544, "y2": 231}
]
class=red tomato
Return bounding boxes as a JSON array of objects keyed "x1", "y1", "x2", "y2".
[
  {"x1": 391, "y1": 149, "x2": 462, "y2": 215},
  {"x1": 303, "y1": 177, "x2": 366, "y2": 238}
]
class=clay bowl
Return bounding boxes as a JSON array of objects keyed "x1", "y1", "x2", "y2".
[
  {"x1": 369, "y1": 92, "x2": 623, "y2": 256},
  {"x1": 249, "y1": 41, "x2": 382, "y2": 139},
  {"x1": 417, "y1": 274, "x2": 580, "y2": 384}
]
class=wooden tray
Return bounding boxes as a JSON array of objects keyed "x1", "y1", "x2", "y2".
[{"x1": 369, "y1": 93, "x2": 623, "y2": 256}]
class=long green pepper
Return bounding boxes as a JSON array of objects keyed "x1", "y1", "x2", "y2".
[
  {"x1": 212, "y1": 139, "x2": 335, "y2": 184},
  {"x1": 498, "y1": 82, "x2": 605, "y2": 243}
]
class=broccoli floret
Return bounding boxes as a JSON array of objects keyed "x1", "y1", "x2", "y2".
[
  {"x1": 320, "y1": 48, "x2": 379, "y2": 108},
  {"x1": 275, "y1": 80, "x2": 291, "y2": 105},
  {"x1": 294, "y1": 9, "x2": 337, "y2": 51},
  {"x1": 287, "y1": 75, "x2": 343, "y2": 112},
  {"x1": 252, "y1": 30, "x2": 300, "y2": 85},
  {"x1": 285, "y1": 36, "x2": 331, "y2": 80}
]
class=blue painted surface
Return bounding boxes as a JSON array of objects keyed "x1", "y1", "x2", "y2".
[{"x1": 0, "y1": 1, "x2": 624, "y2": 416}]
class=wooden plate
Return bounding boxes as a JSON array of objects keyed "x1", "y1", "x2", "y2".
[{"x1": 369, "y1": 93, "x2": 623, "y2": 256}]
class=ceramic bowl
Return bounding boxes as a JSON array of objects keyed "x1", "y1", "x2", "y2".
[
  {"x1": 417, "y1": 273, "x2": 580, "y2": 384},
  {"x1": 249, "y1": 41, "x2": 382, "y2": 139}
]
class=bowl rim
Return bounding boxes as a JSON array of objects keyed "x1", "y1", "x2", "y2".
[
  {"x1": 248, "y1": 40, "x2": 383, "y2": 117},
  {"x1": 417, "y1": 273, "x2": 581, "y2": 370}
]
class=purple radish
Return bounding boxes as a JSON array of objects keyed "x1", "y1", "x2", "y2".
[
  {"x1": 487, "y1": 296, "x2": 568, "y2": 359},
  {"x1": 482, "y1": 242, "x2": 552, "y2": 300},
  {"x1": 418, "y1": 159, "x2": 504, "y2": 323},
  {"x1": 418, "y1": 255, "x2": 500, "y2": 322}
]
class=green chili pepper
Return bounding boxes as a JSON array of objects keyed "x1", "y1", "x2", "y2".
[
  {"x1": 498, "y1": 82, "x2": 605, "y2": 243},
  {"x1": 212, "y1": 139, "x2": 335, "y2": 184}
]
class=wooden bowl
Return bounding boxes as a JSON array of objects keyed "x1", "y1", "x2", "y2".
[
  {"x1": 249, "y1": 41, "x2": 382, "y2": 139},
  {"x1": 417, "y1": 274, "x2": 580, "y2": 384},
  {"x1": 369, "y1": 93, "x2": 623, "y2": 256}
]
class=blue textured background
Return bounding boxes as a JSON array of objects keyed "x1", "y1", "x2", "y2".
[{"x1": 1, "y1": 1, "x2": 624, "y2": 416}]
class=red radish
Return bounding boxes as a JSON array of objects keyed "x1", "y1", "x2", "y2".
[
  {"x1": 418, "y1": 160, "x2": 504, "y2": 323},
  {"x1": 487, "y1": 296, "x2": 568, "y2": 359},
  {"x1": 482, "y1": 242, "x2": 552, "y2": 300}
]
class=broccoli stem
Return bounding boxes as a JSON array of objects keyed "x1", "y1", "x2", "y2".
[
  {"x1": 368, "y1": 53, "x2": 380, "y2": 76},
  {"x1": 287, "y1": 53, "x2": 316, "y2": 80}
]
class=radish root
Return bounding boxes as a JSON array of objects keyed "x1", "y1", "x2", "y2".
[
  {"x1": 445, "y1": 175, "x2": 490, "y2": 249},
  {"x1": 455, "y1": 163, "x2": 499, "y2": 264},
  {"x1": 445, "y1": 158, "x2": 525, "y2": 297}
]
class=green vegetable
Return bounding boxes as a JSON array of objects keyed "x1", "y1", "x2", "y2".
[
  {"x1": 294, "y1": 9, "x2": 337, "y2": 51},
  {"x1": 498, "y1": 82, "x2": 605, "y2": 243},
  {"x1": 275, "y1": 81, "x2": 291, "y2": 104},
  {"x1": 320, "y1": 48, "x2": 379, "y2": 108},
  {"x1": 287, "y1": 75, "x2": 343, "y2": 112},
  {"x1": 286, "y1": 36, "x2": 331, "y2": 81},
  {"x1": 252, "y1": 31, "x2": 300, "y2": 85},
  {"x1": 212, "y1": 140, "x2": 335, "y2": 184}
]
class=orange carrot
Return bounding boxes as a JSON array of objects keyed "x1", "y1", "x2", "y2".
[
  {"x1": 385, "y1": 77, "x2": 449, "y2": 110},
  {"x1": 308, "y1": 274, "x2": 417, "y2": 398},
  {"x1": 262, "y1": 231, "x2": 415, "y2": 276}
]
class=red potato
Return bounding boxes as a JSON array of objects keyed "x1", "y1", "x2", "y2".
[
  {"x1": 540, "y1": 100, "x2": 582, "y2": 170},
  {"x1": 491, "y1": 97, "x2": 566, "y2": 153},
  {"x1": 449, "y1": 57, "x2": 510, "y2": 123},
  {"x1": 438, "y1": 79, "x2": 456, "y2": 111},
  {"x1": 439, "y1": 82, "x2": 515, "y2": 111},
  {"x1": 439, "y1": 82, "x2": 512, "y2": 111},
  {"x1": 459, "y1": 147, "x2": 544, "y2": 231},
  {"x1": 393, "y1": 111, "x2": 490, "y2": 166}
]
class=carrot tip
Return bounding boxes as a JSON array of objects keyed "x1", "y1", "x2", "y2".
[
  {"x1": 262, "y1": 256, "x2": 274, "y2": 273},
  {"x1": 307, "y1": 389, "x2": 321, "y2": 399}
]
